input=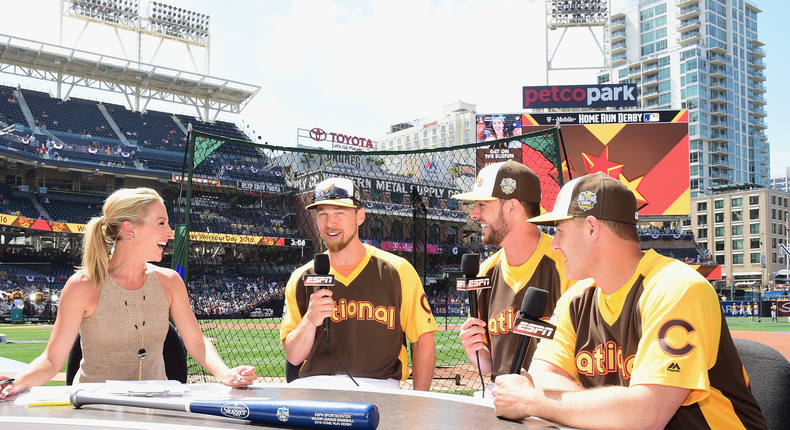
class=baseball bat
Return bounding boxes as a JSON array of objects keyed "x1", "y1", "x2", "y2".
[{"x1": 70, "y1": 389, "x2": 379, "y2": 430}]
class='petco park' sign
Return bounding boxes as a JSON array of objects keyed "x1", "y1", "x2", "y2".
[
  {"x1": 522, "y1": 84, "x2": 638, "y2": 109},
  {"x1": 308, "y1": 127, "x2": 374, "y2": 150}
]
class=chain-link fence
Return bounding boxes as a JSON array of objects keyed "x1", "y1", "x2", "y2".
[{"x1": 174, "y1": 128, "x2": 564, "y2": 393}]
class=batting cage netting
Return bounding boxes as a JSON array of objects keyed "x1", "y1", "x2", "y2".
[{"x1": 172, "y1": 127, "x2": 564, "y2": 394}]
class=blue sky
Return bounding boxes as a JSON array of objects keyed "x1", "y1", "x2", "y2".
[{"x1": 2, "y1": 0, "x2": 786, "y2": 176}]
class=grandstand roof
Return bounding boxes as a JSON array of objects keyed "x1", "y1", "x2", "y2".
[{"x1": 0, "y1": 34, "x2": 259, "y2": 120}]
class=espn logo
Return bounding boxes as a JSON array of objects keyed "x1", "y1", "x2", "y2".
[
  {"x1": 512, "y1": 317, "x2": 556, "y2": 339},
  {"x1": 303, "y1": 275, "x2": 335, "y2": 287},
  {"x1": 456, "y1": 277, "x2": 492, "y2": 291}
]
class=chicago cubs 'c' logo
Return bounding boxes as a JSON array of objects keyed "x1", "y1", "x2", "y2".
[
  {"x1": 658, "y1": 319, "x2": 696, "y2": 356},
  {"x1": 309, "y1": 128, "x2": 327, "y2": 142},
  {"x1": 420, "y1": 293, "x2": 431, "y2": 314}
]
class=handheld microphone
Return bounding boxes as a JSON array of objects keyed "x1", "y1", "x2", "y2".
[
  {"x1": 509, "y1": 286, "x2": 555, "y2": 374},
  {"x1": 456, "y1": 253, "x2": 492, "y2": 395},
  {"x1": 303, "y1": 253, "x2": 358, "y2": 386},
  {"x1": 303, "y1": 254, "x2": 334, "y2": 342},
  {"x1": 456, "y1": 253, "x2": 492, "y2": 318}
]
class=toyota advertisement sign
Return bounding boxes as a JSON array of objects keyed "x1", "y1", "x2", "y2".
[
  {"x1": 297, "y1": 127, "x2": 374, "y2": 151},
  {"x1": 522, "y1": 84, "x2": 638, "y2": 109}
]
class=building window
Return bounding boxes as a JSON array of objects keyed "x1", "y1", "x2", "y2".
[
  {"x1": 714, "y1": 199, "x2": 724, "y2": 209},
  {"x1": 749, "y1": 195, "x2": 759, "y2": 205},
  {"x1": 715, "y1": 241, "x2": 725, "y2": 251},
  {"x1": 715, "y1": 213, "x2": 725, "y2": 223},
  {"x1": 697, "y1": 202, "x2": 707, "y2": 211},
  {"x1": 749, "y1": 209, "x2": 759, "y2": 220},
  {"x1": 715, "y1": 227, "x2": 725, "y2": 237},
  {"x1": 732, "y1": 239, "x2": 743, "y2": 250},
  {"x1": 732, "y1": 210, "x2": 742, "y2": 221},
  {"x1": 750, "y1": 224, "x2": 760, "y2": 234},
  {"x1": 732, "y1": 197, "x2": 742, "y2": 207},
  {"x1": 750, "y1": 253, "x2": 761, "y2": 264},
  {"x1": 698, "y1": 214, "x2": 707, "y2": 225},
  {"x1": 732, "y1": 225, "x2": 743, "y2": 236},
  {"x1": 754, "y1": 238, "x2": 763, "y2": 249},
  {"x1": 698, "y1": 229, "x2": 708, "y2": 239},
  {"x1": 733, "y1": 254, "x2": 744, "y2": 264}
]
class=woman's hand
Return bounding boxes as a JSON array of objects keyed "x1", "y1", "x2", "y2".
[{"x1": 221, "y1": 366, "x2": 258, "y2": 388}]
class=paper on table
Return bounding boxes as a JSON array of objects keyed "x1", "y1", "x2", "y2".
[
  {"x1": 99, "y1": 380, "x2": 190, "y2": 396},
  {"x1": 15, "y1": 386, "x2": 76, "y2": 406}
]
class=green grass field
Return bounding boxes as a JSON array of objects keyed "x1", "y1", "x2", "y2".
[{"x1": 2, "y1": 316, "x2": 786, "y2": 390}]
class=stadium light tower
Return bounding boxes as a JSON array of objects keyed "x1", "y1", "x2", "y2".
[
  {"x1": 61, "y1": 0, "x2": 211, "y2": 76},
  {"x1": 545, "y1": 0, "x2": 610, "y2": 85}
]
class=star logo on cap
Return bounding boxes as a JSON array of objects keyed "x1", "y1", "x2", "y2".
[
  {"x1": 500, "y1": 178, "x2": 517, "y2": 195},
  {"x1": 577, "y1": 191, "x2": 597, "y2": 211}
]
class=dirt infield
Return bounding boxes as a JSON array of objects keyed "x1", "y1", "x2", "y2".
[
  {"x1": 731, "y1": 330, "x2": 790, "y2": 361},
  {"x1": 199, "y1": 321, "x2": 279, "y2": 330}
]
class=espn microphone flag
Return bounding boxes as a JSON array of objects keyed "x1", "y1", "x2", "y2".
[
  {"x1": 509, "y1": 286, "x2": 555, "y2": 374},
  {"x1": 304, "y1": 254, "x2": 335, "y2": 290}
]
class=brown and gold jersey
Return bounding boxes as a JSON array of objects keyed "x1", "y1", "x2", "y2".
[
  {"x1": 280, "y1": 245, "x2": 437, "y2": 381},
  {"x1": 475, "y1": 233, "x2": 572, "y2": 378},
  {"x1": 535, "y1": 250, "x2": 767, "y2": 430}
]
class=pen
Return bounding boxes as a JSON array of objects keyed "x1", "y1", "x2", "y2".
[
  {"x1": 0, "y1": 378, "x2": 14, "y2": 385},
  {"x1": 27, "y1": 400, "x2": 73, "y2": 407}
]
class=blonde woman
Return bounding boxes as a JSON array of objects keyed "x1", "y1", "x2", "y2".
[{"x1": 0, "y1": 188, "x2": 256, "y2": 398}]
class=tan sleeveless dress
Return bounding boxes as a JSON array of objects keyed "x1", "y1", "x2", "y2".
[{"x1": 73, "y1": 264, "x2": 170, "y2": 383}]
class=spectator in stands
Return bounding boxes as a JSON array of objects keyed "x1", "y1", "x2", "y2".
[
  {"x1": 492, "y1": 173, "x2": 767, "y2": 429},
  {"x1": 0, "y1": 188, "x2": 257, "y2": 399},
  {"x1": 453, "y1": 160, "x2": 572, "y2": 396},
  {"x1": 281, "y1": 177, "x2": 437, "y2": 390}
]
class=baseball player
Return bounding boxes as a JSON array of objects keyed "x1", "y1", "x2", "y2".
[
  {"x1": 492, "y1": 172, "x2": 767, "y2": 429},
  {"x1": 453, "y1": 160, "x2": 572, "y2": 392},
  {"x1": 280, "y1": 178, "x2": 437, "y2": 390}
]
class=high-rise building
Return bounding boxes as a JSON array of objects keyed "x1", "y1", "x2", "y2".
[
  {"x1": 771, "y1": 167, "x2": 790, "y2": 193},
  {"x1": 598, "y1": 0, "x2": 768, "y2": 197}
]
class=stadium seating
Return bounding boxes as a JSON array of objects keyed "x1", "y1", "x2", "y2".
[
  {"x1": 23, "y1": 90, "x2": 114, "y2": 139},
  {"x1": 0, "y1": 85, "x2": 25, "y2": 126},
  {"x1": 3, "y1": 196, "x2": 41, "y2": 219},
  {"x1": 44, "y1": 198, "x2": 102, "y2": 223}
]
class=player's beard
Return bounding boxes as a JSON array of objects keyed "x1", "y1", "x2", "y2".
[
  {"x1": 482, "y1": 207, "x2": 509, "y2": 246},
  {"x1": 322, "y1": 229, "x2": 355, "y2": 253}
]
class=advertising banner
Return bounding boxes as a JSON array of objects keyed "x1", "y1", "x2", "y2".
[
  {"x1": 476, "y1": 110, "x2": 690, "y2": 217},
  {"x1": 522, "y1": 84, "x2": 639, "y2": 109}
]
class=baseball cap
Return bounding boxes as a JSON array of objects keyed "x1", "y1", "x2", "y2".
[
  {"x1": 451, "y1": 160, "x2": 541, "y2": 203},
  {"x1": 305, "y1": 177, "x2": 362, "y2": 210},
  {"x1": 528, "y1": 172, "x2": 638, "y2": 226}
]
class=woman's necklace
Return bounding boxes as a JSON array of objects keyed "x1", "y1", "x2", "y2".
[{"x1": 110, "y1": 258, "x2": 148, "y2": 381}]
